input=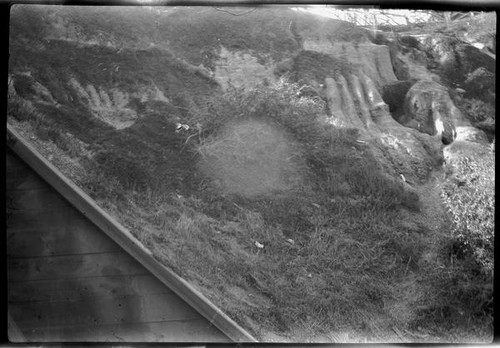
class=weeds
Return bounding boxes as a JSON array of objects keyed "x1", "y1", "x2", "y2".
[
  {"x1": 456, "y1": 97, "x2": 495, "y2": 124},
  {"x1": 441, "y1": 153, "x2": 494, "y2": 276},
  {"x1": 8, "y1": 89, "x2": 43, "y2": 123},
  {"x1": 78, "y1": 158, "x2": 126, "y2": 202}
]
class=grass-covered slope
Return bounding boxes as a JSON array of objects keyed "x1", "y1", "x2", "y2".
[
  {"x1": 8, "y1": 5, "x2": 493, "y2": 342},
  {"x1": 70, "y1": 82, "x2": 430, "y2": 341}
]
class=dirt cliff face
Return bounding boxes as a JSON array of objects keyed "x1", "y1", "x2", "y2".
[
  {"x1": 196, "y1": 9, "x2": 493, "y2": 186},
  {"x1": 403, "y1": 81, "x2": 457, "y2": 140}
]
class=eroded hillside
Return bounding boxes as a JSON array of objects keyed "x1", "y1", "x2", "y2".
[{"x1": 7, "y1": 5, "x2": 495, "y2": 343}]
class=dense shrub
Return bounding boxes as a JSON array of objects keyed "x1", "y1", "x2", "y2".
[
  {"x1": 457, "y1": 97, "x2": 495, "y2": 124},
  {"x1": 438, "y1": 151, "x2": 494, "y2": 326},
  {"x1": 441, "y1": 154, "x2": 494, "y2": 275},
  {"x1": 12, "y1": 74, "x2": 37, "y2": 98},
  {"x1": 93, "y1": 150, "x2": 152, "y2": 191},
  {"x1": 8, "y1": 92, "x2": 43, "y2": 123}
]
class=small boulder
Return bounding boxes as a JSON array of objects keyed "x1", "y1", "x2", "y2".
[
  {"x1": 398, "y1": 35, "x2": 420, "y2": 50},
  {"x1": 403, "y1": 80, "x2": 457, "y2": 144},
  {"x1": 381, "y1": 79, "x2": 417, "y2": 120},
  {"x1": 422, "y1": 36, "x2": 495, "y2": 86},
  {"x1": 455, "y1": 126, "x2": 490, "y2": 145}
]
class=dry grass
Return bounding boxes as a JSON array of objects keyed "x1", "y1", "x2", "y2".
[{"x1": 197, "y1": 119, "x2": 308, "y2": 198}]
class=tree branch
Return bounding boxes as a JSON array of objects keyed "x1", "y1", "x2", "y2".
[{"x1": 212, "y1": 7, "x2": 258, "y2": 17}]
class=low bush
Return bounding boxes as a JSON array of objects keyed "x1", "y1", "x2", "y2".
[
  {"x1": 49, "y1": 131, "x2": 83, "y2": 158},
  {"x1": 456, "y1": 97, "x2": 495, "y2": 124},
  {"x1": 8, "y1": 93, "x2": 43, "y2": 123},
  {"x1": 93, "y1": 150, "x2": 153, "y2": 191},
  {"x1": 79, "y1": 158, "x2": 126, "y2": 202},
  {"x1": 433, "y1": 152, "x2": 494, "y2": 330},
  {"x1": 441, "y1": 154, "x2": 494, "y2": 275}
]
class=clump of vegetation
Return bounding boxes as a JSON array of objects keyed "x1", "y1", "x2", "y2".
[
  {"x1": 421, "y1": 151, "x2": 495, "y2": 334},
  {"x1": 79, "y1": 157, "x2": 127, "y2": 202},
  {"x1": 441, "y1": 154, "x2": 494, "y2": 275},
  {"x1": 454, "y1": 97, "x2": 495, "y2": 141},
  {"x1": 8, "y1": 80, "x2": 53, "y2": 140},
  {"x1": 456, "y1": 97, "x2": 495, "y2": 124},
  {"x1": 8, "y1": 79, "x2": 43, "y2": 123},
  {"x1": 8, "y1": 82, "x2": 88, "y2": 159}
]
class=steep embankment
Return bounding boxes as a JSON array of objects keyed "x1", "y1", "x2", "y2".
[
  {"x1": 8, "y1": 6, "x2": 494, "y2": 342},
  {"x1": 9, "y1": 5, "x2": 225, "y2": 192}
]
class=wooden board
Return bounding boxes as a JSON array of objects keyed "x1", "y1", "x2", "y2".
[
  {"x1": 19, "y1": 318, "x2": 230, "y2": 342},
  {"x1": 8, "y1": 252, "x2": 149, "y2": 282},
  {"x1": 7, "y1": 222, "x2": 120, "y2": 258},
  {"x1": 9, "y1": 274, "x2": 169, "y2": 303},
  {"x1": 6, "y1": 168, "x2": 47, "y2": 192},
  {"x1": 10, "y1": 292, "x2": 202, "y2": 329},
  {"x1": 7, "y1": 208, "x2": 81, "y2": 232},
  {"x1": 7, "y1": 187, "x2": 77, "y2": 212}
]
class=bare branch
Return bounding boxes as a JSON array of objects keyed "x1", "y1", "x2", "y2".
[{"x1": 212, "y1": 7, "x2": 258, "y2": 17}]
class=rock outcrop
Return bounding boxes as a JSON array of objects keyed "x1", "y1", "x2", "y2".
[
  {"x1": 319, "y1": 69, "x2": 443, "y2": 184},
  {"x1": 402, "y1": 81, "x2": 457, "y2": 144},
  {"x1": 381, "y1": 79, "x2": 417, "y2": 120},
  {"x1": 421, "y1": 36, "x2": 496, "y2": 86},
  {"x1": 463, "y1": 67, "x2": 496, "y2": 103},
  {"x1": 403, "y1": 81, "x2": 489, "y2": 146},
  {"x1": 302, "y1": 40, "x2": 397, "y2": 87}
]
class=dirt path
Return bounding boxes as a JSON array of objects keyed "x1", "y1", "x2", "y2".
[
  {"x1": 415, "y1": 167, "x2": 450, "y2": 238},
  {"x1": 393, "y1": 167, "x2": 490, "y2": 343}
]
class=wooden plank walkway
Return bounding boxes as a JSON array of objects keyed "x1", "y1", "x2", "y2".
[{"x1": 6, "y1": 125, "x2": 257, "y2": 343}]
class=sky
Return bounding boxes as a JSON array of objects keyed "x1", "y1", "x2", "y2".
[{"x1": 295, "y1": 6, "x2": 432, "y2": 26}]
